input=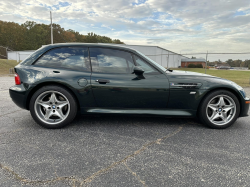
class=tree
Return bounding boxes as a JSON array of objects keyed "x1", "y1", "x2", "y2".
[
  {"x1": 0, "y1": 20, "x2": 26, "y2": 51},
  {"x1": 234, "y1": 59, "x2": 242, "y2": 67},
  {"x1": 0, "y1": 20, "x2": 125, "y2": 51},
  {"x1": 226, "y1": 59, "x2": 234, "y2": 67},
  {"x1": 244, "y1": 59, "x2": 250, "y2": 67},
  {"x1": 112, "y1": 39, "x2": 124, "y2": 44}
]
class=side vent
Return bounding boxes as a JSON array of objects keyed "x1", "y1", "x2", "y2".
[{"x1": 170, "y1": 83, "x2": 202, "y2": 89}]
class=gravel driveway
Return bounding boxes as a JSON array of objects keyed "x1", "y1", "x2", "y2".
[{"x1": 0, "y1": 77, "x2": 250, "y2": 187}]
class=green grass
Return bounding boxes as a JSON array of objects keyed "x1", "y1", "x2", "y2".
[
  {"x1": 172, "y1": 68, "x2": 250, "y2": 87},
  {"x1": 0, "y1": 59, "x2": 18, "y2": 76}
]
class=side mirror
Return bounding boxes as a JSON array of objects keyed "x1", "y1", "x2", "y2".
[{"x1": 133, "y1": 66, "x2": 144, "y2": 75}]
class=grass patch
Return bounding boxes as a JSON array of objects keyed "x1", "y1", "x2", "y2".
[
  {"x1": 172, "y1": 68, "x2": 250, "y2": 87},
  {"x1": 0, "y1": 59, "x2": 18, "y2": 76}
]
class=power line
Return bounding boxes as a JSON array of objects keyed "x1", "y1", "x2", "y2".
[{"x1": 146, "y1": 52, "x2": 250, "y2": 56}]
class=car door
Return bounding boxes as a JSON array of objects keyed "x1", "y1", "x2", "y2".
[{"x1": 89, "y1": 47, "x2": 170, "y2": 108}]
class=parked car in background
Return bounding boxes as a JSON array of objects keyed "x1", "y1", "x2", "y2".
[
  {"x1": 216, "y1": 66, "x2": 231, "y2": 70},
  {"x1": 9, "y1": 43, "x2": 249, "y2": 129}
]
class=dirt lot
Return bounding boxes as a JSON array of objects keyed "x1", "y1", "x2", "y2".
[{"x1": 0, "y1": 77, "x2": 250, "y2": 187}]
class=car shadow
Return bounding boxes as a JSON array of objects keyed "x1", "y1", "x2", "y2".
[{"x1": 68, "y1": 114, "x2": 205, "y2": 129}]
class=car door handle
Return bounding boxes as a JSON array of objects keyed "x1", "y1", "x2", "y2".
[
  {"x1": 53, "y1": 71, "x2": 60, "y2": 73},
  {"x1": 95, "y1": 79, "x2": 110, "y2": 84}
]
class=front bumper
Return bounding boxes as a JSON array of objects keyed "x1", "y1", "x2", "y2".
[
  {"x1": 239, "y1": 97, "x2": 250, "y2": 117},
  {"x1": 9, "y1": 84, "x2": 28, "y2": 110}
]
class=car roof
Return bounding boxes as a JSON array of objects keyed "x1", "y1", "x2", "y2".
[{"x1": 43, "y1": 43, "x2": 137, "y2": 52}]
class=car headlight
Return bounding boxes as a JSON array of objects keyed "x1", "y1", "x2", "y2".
[{"x1": 230, "y1": 82, "x2": 246, "y2": 98}]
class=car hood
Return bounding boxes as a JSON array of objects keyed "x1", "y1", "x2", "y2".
[
  {"x1": 168, "y1": 70, "x2": 216, "y2": 78},
  {"x1": 167, "y1": 70, "x2": 241, "y2": 89}
]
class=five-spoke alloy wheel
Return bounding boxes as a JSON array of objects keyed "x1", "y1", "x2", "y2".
[
  {"x1": 30, "y1": 85, "x2": 77, "y2": 128},
  {"x1": 199, "y1": 90, "x2": 240, "y2": 129},
  {"x1": 206, "y1": 95, "x2": 236, "y2": 126},
  {"x1": 35, "y1": 91, "x2": 70, "y2": 125}
]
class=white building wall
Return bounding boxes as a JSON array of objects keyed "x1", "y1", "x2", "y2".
[
  {"x1": 7, "y1": 51, "x2": 35, "y2": 62},
  {"x1": 122, "y1": 45, "x2": 158, "y2": 62},
  {"x1": 123, "y1": 45, "x2": 184, "y2": 68}
]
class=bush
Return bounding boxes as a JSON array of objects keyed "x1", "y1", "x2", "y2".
[
  {"x1": 187, "y1": 64, "x2": 196, "y2": 68},
  {"x1": 187, "y1": 64, "x2": 204, "y2": 68},
  {"x1": 196, "y1": 64, "x2": 203, "y2": 68}
]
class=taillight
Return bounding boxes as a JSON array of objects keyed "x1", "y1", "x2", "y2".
[{"x1": 15, "y1": 73, "x2": 21, "y2": 85}]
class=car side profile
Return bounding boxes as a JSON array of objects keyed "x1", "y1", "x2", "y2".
[
  {"x1": 9, "y1": 43, "x2": 249, "y2": 129},
  {"x1": 216, "y1": 66, "x2": 231, "y2": 70}
]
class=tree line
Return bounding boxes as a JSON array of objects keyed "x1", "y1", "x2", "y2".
[
  {"x1": 208, "y1": 59, "x2": 250, "y2": 68},
  {"x1": 0, "y1": 20, "x2": 124, "y2": 58},
  {"x1": 225, "y1": 59, "x2": 250, "y2": 68}
]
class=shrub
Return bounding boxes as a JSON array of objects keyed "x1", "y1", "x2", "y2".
[
  {"x1": 196, "y1": 64, "x2": 203, "y2": 68},
  {"x1": 187, "y1": 64, "x2": 203, "y2": 68},
  {"x1": 187, "y1": 64, "x2": 196, "y2": 68}
]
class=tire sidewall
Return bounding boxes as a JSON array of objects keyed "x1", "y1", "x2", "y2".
[
  {"x1": 29, "y1": 85, "x2": 77, "y2": 129},
  {"x1": 199, "y1": 90, "x2": 240, "y2": 129}
]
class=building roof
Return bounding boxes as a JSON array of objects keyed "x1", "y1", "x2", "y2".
[
  {"x1": 181, "y1": 58, "x2": 206, "y2": 62},
  {"x1": 118, "y1": 44, "x2": 188, "y2": 58}
]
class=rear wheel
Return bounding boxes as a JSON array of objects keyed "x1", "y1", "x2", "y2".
[
  {"x1": 199, "y1": 90, "x2": 240, "y2": 129},
  {"x1": 30, "y1": 85, "x2": 77, "y2": 129}
]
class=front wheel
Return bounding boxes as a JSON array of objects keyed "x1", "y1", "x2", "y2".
[
  {"x1": 199, "y1": 90, "x2": 240, "y2": 129},
  {"x1": 30, "y1": 85, "x2": 78, "y2": 129}
]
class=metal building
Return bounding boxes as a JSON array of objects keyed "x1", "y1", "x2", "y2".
[
  {"x1": 120, "y1": 44, "x2": 188, "y2": 68},
  {"x1": 7, "y1": 44, "x2": 188, "y2": 68}
]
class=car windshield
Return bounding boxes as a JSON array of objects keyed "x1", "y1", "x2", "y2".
[{"x1": 135, "y1": 50, "x2": 167, "y2": 72}]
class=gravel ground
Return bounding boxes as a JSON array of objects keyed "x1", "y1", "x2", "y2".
[
  {"x1": 0, "y1": 77, "x2": 250, "y2": 187},
  {"x1": 244, "y1": 87, "x2": 250, "y2": 97}
]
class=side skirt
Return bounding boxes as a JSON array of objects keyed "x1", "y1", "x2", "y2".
[{"x1": 81, "y1": 108, "x2": 197, "y2": 117}]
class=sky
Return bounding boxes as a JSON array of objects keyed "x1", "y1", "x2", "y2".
[{"x1": 1, "y1": 0, "x2": 250, "y2": 61}]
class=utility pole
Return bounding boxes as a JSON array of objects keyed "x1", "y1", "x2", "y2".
[
  {"x1": 18, "y1": 53, "x2": 20, "y2": 63},
  {"x1": 167, "y1": 52, "x2": 169, "y2": 68},
  {"x1": 6, "y1": 47, "x2": 8, "y2": 62},
  {"x1": 50, "y1": 11, "x2": 53, "y2": 44},
  {"x1": 205, "y1": 50, "x2": 208, "y2": 74},
  {"x1": 161, "y1": 49, "x2": 163, "y2": 66}
]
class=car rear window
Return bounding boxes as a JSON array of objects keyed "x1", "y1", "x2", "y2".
[{"x1": 34, "y1": 47, "x2": 90, "y2": 71}]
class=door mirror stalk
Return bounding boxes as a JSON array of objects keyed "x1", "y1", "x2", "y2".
[{"x1": 133, "y1": 66, "x2": 144, "y2": 75}]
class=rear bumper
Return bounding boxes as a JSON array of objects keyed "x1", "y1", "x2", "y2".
[
  {"x1": 239, "y1": 97, "x2": 250, "y2": 117},
  {"x1": 9, "y1": 84, "x2": 27, "y2": 110}
]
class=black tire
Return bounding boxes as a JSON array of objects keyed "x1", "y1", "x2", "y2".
[
  {"x1": 199, "y1": 90, "x2": 240, "y2": 129},
  {"x1": 29, "y1": 85, "x2": 78, "y2": 129}
]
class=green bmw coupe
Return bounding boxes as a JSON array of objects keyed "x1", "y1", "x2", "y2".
[{"x1": 9, "y1": 43, "x2": 249, "y2": 129}]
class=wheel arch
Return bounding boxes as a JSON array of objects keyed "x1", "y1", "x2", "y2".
[
  {"x1": 197, "y1": 87, "x2": 243, "y2": 117},
  {"x1": 26, "y1": 82, "x2": 81, "y2": 111}
]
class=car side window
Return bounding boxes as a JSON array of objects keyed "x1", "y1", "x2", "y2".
[
  {"x1": 133, "y1": 55, "x2": 160, "y2": 74},
  {"x1": 34, "y1": 47, "x2": 90, "y2": 71},
  {"x1": 89, "y1": 48, "x2": 135, "y2": 74}
]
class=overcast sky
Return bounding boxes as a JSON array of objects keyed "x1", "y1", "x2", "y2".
[{"x1": 1, "y1": 0, "x2": 250, "y2": 61}]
